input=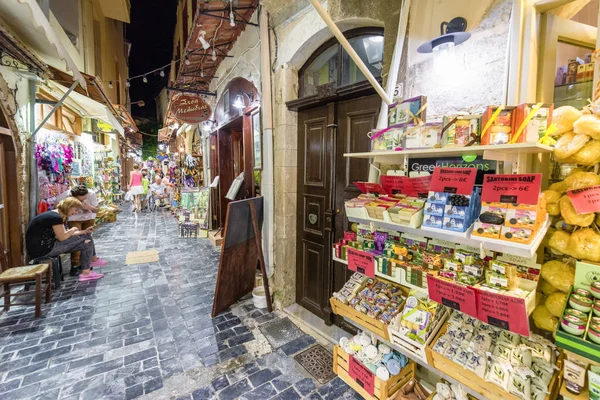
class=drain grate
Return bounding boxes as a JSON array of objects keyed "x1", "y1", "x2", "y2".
[{"x1": 293, "y1": 344, "x2": 336, "y2": 384}]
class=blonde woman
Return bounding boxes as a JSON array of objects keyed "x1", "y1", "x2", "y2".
[
  {"x1": 128, "y1": 163, "x2": 144, "y2": 212},
  {"x1": 25, "y1": 197, "x2": 104, "y2": 282}
]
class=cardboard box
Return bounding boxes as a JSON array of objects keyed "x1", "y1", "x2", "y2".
[
  {"x1": 472, "y1": 221, "x2": 501, "y2": 239},
  {"x1": 555, "y1": 65, "x2": 567, "y2": 86},
  {"x1": 443, "y1": 216, "x2": 469, "y2": 232},
  {"x1": 422, "y1": 214, "x2": 443, "y2": 229},
  {"x1": 586, "y1": 62, "x2": 595, "y2": 82},
  {"x1": 500, "y1": 225, "x2": 534, "y2": 244},
  {"x1": 505, "y1": 209, "x2": 539, "y2": 229},
  {"x1": 441, "y1": 114, "x2": 481, "y2": 147},
  {"x1": 480, "y1": 106, "x2": 516, "y2": 145},
  {"x1": 577, "y1": 64, "x2": 587, "y2": 83},
  {"x1": 427, "y1": 191, "x2": 449, "y2": 205},
  {"x1": 424, "y1": 202, "x2": 445, "y2": 216},
  {"x1": 390, "y1": 95, "x2": 427, "y2": 125}
]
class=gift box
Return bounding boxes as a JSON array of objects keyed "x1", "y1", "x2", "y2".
[
  {"x1": 441, "y1": 114, "x2": 481, "y2": 147},
  {"x1": 480, "y1": 106, "x2": 516, "y2": 145},
  {"x1": 389, "y1": 96, "x2": 427, "y2": 125},
  {"x1": 403, "y1": 123, "x2": 441, "y2": 149},
  {"x1": 512, "y1": 103, "x2": 553, "y2": 144}
]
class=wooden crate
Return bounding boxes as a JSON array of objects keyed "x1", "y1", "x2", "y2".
[
  {"x1": 387, "y1": 308, "x2": 449, "y2": 365},
  {"x1": 330, "y1": 298, "x2": 393, "y2": 341},
  {"x1": 333, "y1": 345, "x2": 414, "y2": 400},
  {"x1": 427, "y1": 323, "x2": 563, "y2": 400}
]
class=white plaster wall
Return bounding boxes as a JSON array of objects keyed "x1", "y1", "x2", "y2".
[
  {"x1": 0, "y1": 67, "x2": 33, "y2": 136},
  {"x1": 208, "y1": 13, "x2": 262, "y2": 108},
  {"x1": 403, "y1": 0, "x2": 513, "y2": 120}
]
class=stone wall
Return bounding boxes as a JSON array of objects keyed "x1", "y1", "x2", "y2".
[
  {"x1": 0, "y1": 65, "x2": 34, "y2": 260},
  {"x1": 263, "y1": 0, "x2": 513, "y2": 309},
  {"x1": 402, "y1": 0, "x2": 513, "y2": 120}
]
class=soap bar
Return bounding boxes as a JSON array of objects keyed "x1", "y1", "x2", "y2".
[
  {"x1": 490, "y1": 260, "x2": 517, "y2": 276},
  {"x1": 485, "y1": 270, "x2": 517, "y2": 290},
  {"x1": 444, "y1": 259, "x2": 463, "y2": 272}
]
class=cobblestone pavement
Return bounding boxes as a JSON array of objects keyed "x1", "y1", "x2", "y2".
[{"x1": 0, "y1": 207, "x2": 358, "y2": 400}]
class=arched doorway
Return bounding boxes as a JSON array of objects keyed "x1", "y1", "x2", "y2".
[
  {"x1": 287, "y1": 28, "x2": 384, "y2": 324},
  {"x1": 0, "y1": 105, "x2": 23, "y2": 267},
  {"x1": 209, "y1": 77, "x2": 260, "y2": 230}
]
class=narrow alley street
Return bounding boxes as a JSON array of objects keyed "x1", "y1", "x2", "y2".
[{"x1": 0, "y1": 209, "x2": 357, "y2": 400}]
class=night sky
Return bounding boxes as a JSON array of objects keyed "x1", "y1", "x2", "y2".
[{"x1": 126, "y1": 0, "x2": 178, "y2": 121}]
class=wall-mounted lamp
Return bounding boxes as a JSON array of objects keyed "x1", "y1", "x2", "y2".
[
  {"x1": 233, "y1": 92, "x2": 255, "y2": 109},
  {"x1": 202, "y1": 119, "x2": 216, "y2": 132},
  {"x1": 417, "y1": 17, "x2": 470, "y2": 72}
]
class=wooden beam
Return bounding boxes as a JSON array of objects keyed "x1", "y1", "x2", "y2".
[{"x1": 548, "y1": 0, "x2": 592, "y2": 18}]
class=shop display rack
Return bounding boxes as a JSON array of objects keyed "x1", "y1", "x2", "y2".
[
  {"x1": 343, "y1": 143, "x2": 554, "y2": 163},
  {"x1": 347, "y1": 216, "x2": 551, "y2": 258}
]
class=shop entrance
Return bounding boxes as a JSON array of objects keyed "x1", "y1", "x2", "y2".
[
  {"x1": 296, "y1": 94, "x2": 380, "y2": 323},
  {"x1": 0, "y1": 111, "x2": 22, "y2": 267}
]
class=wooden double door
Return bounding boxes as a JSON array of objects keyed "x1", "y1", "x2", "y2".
[
  {"x1": 0, "y1": 127, "x2": 22, "y2": 267},
  {"x1": 296, "y1": 94, "x2": 379, "y2": 324}
]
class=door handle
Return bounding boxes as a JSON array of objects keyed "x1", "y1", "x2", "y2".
[{"x1": 326, "y1": 124, "x2": 338, "y2": 128}]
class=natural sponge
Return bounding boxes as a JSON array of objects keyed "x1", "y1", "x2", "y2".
[
  {"x1": 553, "y1": 106, "x2": 582, "y2": 135},
  {"x1": 545, "y1": 292, "x2": 568, "y2": 318},
  {"x1": 532, "y1": 304, "x2": 559, "y2": 332},
  {"x1": 570, "y1": 228, "x2": 600, "y2": 262},
  {"x1": 559, "y1": 195, "x2": 594, "y2": 227},
  {"x1": 574, "y1": 114, "x2": 600, "y2": 140},
  {"x1": 548, "y1": 230, "x2": 570, "y2": 255},
  {"x1": 554, "y1": 132, "x2": 590, "y2": 160},
  {"x1": 540, "y1": 260, "x2": 575, "y2": 292},
  {"x1": 564, "y1": 171, "x2": 600, "y2": 191}
]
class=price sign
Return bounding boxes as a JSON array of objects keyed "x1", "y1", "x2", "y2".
[
  {"x1": 568, "y1": 185, "x2": 600, "y2": 214},
  {"x1": 481, "y1": 174, "x2": 541, "y2": 205},
  {"x1": 353, "y1": 182, "x2": 386, "y2": 194},
  {"x1": 475, "y1": 288, "x2": 529, "y2": 336},
  {"x1": 409, "y1": 175, "x2": 432, "y2": 197},
  {"x1": 427, "y1": 275, "x2": 477, "y2": 317},
  {"x1": 429, "y1": 167, "x2": 477, "y2": 194},
  {"x1": 348, "y1": 355, "x2": 375, "y2": 396},
  {"x1": 347, "y1": 248, "x2": 375, "y2": 277},
  {"x1": 381, "y1": 176, "x2": 413, "y2": 195}
]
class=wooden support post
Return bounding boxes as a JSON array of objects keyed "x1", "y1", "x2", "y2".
[{"x1": 249, "y1": 202, "x2": 272, "y2": 312}]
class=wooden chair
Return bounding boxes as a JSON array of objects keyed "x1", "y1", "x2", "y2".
[{"x1": 0, "y1": 242, "x2": 52, "y2": 317}]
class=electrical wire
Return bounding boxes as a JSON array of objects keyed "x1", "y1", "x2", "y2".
[{"x1": 215, "y1": 39, "x2": 261, "y2": 91}]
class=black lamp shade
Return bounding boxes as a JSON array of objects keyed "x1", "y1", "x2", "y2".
[{"x1": 417, "y1": 32, "x2": 471, "y2": 54}]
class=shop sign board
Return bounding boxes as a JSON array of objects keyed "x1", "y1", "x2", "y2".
[
  {"x1": 429, "y1": 167, "x2": 477, "y2": 195},
  {"x1": 409, "y1": 175, "x2": 432, "y2": 196},
  {"x1": 481, "y1": 174, "x2": 541, "y2": 204},
  {"x1": 574, "y1": 261, "x2": 600, "y2": 291},
  {"x1": 408, "y1": 156, "x2": 496, "y2": 185},
  {"x1": 348, "y1": 355, "x2": 375, "y2": 396},
  {"x1": 353, "y1": 182, "x2": 386, "y2": 195},
  {"x1": 426, "y1": 275, "x2": 477, "y2": 317},
  {"x1": 475, "y1": 288, "x2": 529, "y2": 336},
  {"x1": 347, "y1": 248, "x2": 375, "y2": 277},
  {"x1": 568, "y1": 185, "x2": 600, "y2": 214},
  {"x1": 171, "y1": 94, "x2": 211, "y2": 124},
  {"x1": 380, "y1": 175, "x2": 411, "y2": 195}
]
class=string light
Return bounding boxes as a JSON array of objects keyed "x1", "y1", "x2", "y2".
[
  {"x1": 142, "y1": 76, "x2": 148, "y2": 83},
  {"x1": 184, "y1": 56, "x2": 191, "y2": 66},
  {"x1": 229, "y1": 0, "x2": 235, "y2": 27},
  {"x1": 199, "y1": 31, "x2": 210, "y2": 50},
  {"x1": 159, "y1": 70, "x2": 165, "y2": 77},
  {"x1": 108, "y1": 81, "x2": 113, "y2": 89},
  {"x1": 201, "y1": 66, "x2": 204, "y2": 78},
  {"x1": 211, "y1": 49, "x2": 217, "y2": 61},
  {"x1": 125, "y1": 81, "x2": 131, "y2": 87}
]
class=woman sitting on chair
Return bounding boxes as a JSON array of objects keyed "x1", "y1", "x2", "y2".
[{"x1": 26, "y1": 198, "x2": 104, "y2": 282}]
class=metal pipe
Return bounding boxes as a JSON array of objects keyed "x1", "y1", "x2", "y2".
[
  {"x1": 31, "y1": 80, "x2": 79, "y2": 139},
  {"x1": 369, "y1": 0, "x2": 411, "y2": 183},
  {"x1": 28, "y1": 80, "x2": 38, "y2": 222},
  {"x1": 259, "y1": 7, "x2": 274, "y2": 276},
  {"x1": 308, "y1": 0, "x2": 393, "y2": 105}
]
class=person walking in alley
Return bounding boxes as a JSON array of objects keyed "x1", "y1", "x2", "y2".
[
  {"x1": 57, "y1": 185, "x2": 108, "y2": 275},
  {"x1": 128, "y1": 163, "x2": 145, "y2": 213},
  {"x1": 26, "y1": 198, "x2": 104, "y2": 282},
  {"x1": 141, "y1": 169, "x2": 150, "y2": 210}
]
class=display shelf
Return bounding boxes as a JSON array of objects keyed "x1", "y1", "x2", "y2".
[
  {"x1": 343, "y1": 143, "x2": 553, "y2": 163},
  {"x1": 348, "y1": 216, "x2": 550, "y2": 258},
  {"x1": 560, "y1": 380, "x2": 588, "y2": 400},
  {"x1": 341, "y1": 316, "x2": 486, "y2": 400},
  {"x1": 332, "y1": 252, "x2": 348, "y2": 265}
]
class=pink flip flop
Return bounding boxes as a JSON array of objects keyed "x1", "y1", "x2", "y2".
[{"x1": 78, "y1": 271, "x2": 104, "y2": 282}]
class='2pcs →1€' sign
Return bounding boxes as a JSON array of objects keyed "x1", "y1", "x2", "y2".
[{"x1": 346, "y1": 248, "x2": 375, "y2": 278}]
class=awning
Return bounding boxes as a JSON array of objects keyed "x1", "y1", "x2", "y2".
[
  {"x1": 98, "y1": 0, "x2": 131, "y2": 23},
  {"x1": 47, "y1": 66, "x2": 125, "y2": 136},
  {"x1": 114, "y1": 104, "x2": 139, "y2": 132},
  {"x1": 0, "y1": 0, "x2": 86, "y2": 88}
]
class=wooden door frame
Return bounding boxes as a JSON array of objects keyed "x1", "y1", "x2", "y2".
[
  {"x1": 507, "y1": 0, "x2": 599, "y2": 103},
  {"x1": 0, "y1": 130, "x2": 23, "y2": 267}
]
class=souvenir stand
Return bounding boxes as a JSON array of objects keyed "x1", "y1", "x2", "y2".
[
  {"x1": 325, "y1": 96, "x2": 600, "y2": 400},
  {"x1": 35, "y1": 130, "x2": 74, "y2": 213}
]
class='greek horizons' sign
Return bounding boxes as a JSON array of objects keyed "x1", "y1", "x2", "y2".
[{"x1": 171, "y1": 94, "x2": 211, "y2": 124}]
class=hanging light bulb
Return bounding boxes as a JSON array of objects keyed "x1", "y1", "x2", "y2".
[
  {"x1": 108, "y1": 81, "x2": 113, "y2": 89},
  {"x1": 199, "y1": 31, "x2": 210, "y2": 50},
  {"x1": 230, "y1": 13, "x2": 235, "y2": 27},
  {"x1": 184, "y1": 56, "x2": 191, "y2": 66},
  {"x1": 233, "y1": 94, "x2": 245, "y2": 109},
  {"x1": 172, "y1": 122, "x2": 179, "y2": 130},
  {"x1": 211, "y1": 49, "x2": 217, "y2": 62},
  {"x1": 125, "y1": 81, "x2": 131, "y2": 87},
  {"x1": 142, "y1": 76, "x2": 148, "y2": 83},
  {"x1": 200, "y1": 65, "x2": 204, "y2": 77},
  {"x1": 159, "y1": 70, "x2": 165, "y2": 77}
]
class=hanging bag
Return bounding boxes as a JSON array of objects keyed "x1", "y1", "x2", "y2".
[{"x1": 124, "y1": 191, "x2": 133, "y2": 202}]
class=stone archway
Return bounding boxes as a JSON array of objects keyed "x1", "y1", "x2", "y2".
[{"x1": 0, "y1": 71, "x2": 28, "y2": 265}]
